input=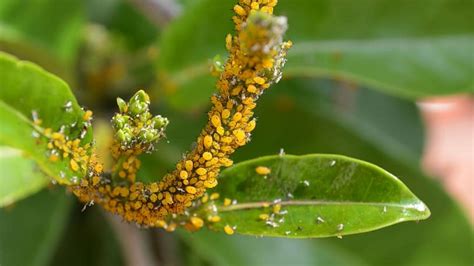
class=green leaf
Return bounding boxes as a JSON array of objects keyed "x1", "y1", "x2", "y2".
[
  {"x1": 203, "y1": 154, "x2": 429, "y2": 238},
  {"x1": 0, "y1": 0, "x2": 84, "y2": 64},
  {"x1": 242, "y1": 80, "x2": 473, "y2": 264},
  {"x1": 50, "y1": 207, "x2": 125, "y2": 266},
  {"x1": 0, "y1": 51, "x2": 92, "y2": 188},
  {"x1": 157, "y1": 0, "x2": 474, "y2": 109},
  {"x1": 0, "y1": 189, "x2": 72, "y2": 266},
  {"x1": 146, "y1": 79, "x2": 472, "y2": 264},
  {"x1": 0, "y1": 147, "x2": 48, "y2": 207},
  {"x1": 178, "y1": 229, "x2": 367, "y2": 266}
]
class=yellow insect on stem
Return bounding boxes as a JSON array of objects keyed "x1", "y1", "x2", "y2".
[{"x1": 67, "y1": 0, "x2": 291, "y2": 229}]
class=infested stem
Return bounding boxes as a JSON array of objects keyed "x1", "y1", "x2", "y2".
[{"x1": 60, "y1": 0, "x2": 292, "y2": 229}]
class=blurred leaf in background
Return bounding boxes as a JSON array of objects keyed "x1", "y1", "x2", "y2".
[
  {"x1": 0, "y1": 0, "x2": 472, "y2": 265},
  {"x1": 0, "y1": 189, "x2": 71, "y2": 266},
  {"x1": 50, "y1": 206, "x2": 124, "y2": 266},
  {"x1": 0, "y1": 0, "x2": 85, "y2": 80},
  {"x1": 143, "y1": 79, "x2": 472, "y2": 265},
  {"x1": 157, "y1": 0, "x2": 474, "y2": 109}
]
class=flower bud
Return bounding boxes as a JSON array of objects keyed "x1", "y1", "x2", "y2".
[
  {"x1": 152, "y1": 116, "x2": 169, "y2": 129},
  {"x1": 129, "y1": 101, "x2": 148, "y2": 115},
  {"x1": 116, "y1": 129, "x2": 131, "y2": 143},
  {"x1": 116, "y1": 98, "x2": 128, "y2": 113},
  {"x1": 113, "y1": 114, "x2": 128, "y2": 129}
]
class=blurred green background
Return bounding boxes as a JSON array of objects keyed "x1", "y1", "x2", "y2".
[{"x1": 0, "y1": 0, "x2": 473, "y2": 265}]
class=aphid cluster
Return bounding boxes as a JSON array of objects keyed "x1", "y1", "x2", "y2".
[
  {"x1": 35, "y1": 105, "x2": 94, "y2": 185},
  {"x1": 44, "y1": 0, "x2": 291, "y2": 233}
]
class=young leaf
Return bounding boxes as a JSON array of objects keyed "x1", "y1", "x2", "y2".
[
  {"x1": 0, "y1": 51, "x2": 92, "y2": 189},
  {"x1": 204, "y1": 154, "x2": 429, "y2": 238},
  {"x1": 158, "y1": 0, "x2": 474, "y2": 109}
]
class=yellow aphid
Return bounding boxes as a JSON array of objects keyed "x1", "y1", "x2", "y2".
[
  {"x1": 51, "y1": 132, "x2": 63, "y2": 140},
  {"x1": 245, "y1": 120, "x2": 256, "y2": 132},
  {"x1": 233, "y1": 4, "x2": 246, "y2": 16},
  {"x1": 261, "y1": 6, "x2": 272, "y2": 13},
  {"x1": 113, "y1": 187, "x2": 121, "y2": 196},
  {"x1": 49, "y1": 154, "x2": 59, "y2": 162},
  {"x1": 201, "y1": 194, "x2": 209, "y2": 203},
  {"x1": 233, "y1": 129, "x2": 246, "y2": 142},
  {"x1": 83, "y1": 110, "x2": 93, "y2": 121},
  {"x1": 119, "y1": 171, "x2": 126, "y2": 178},
  {"x1": 211, "y1": 114, "x2": 221, "y2": 128},
  {"x1": 221, "y1": 109, "x2": 231, "y2": 119},
  {"x1": 247, "y1": 84, "x2": 257, "y2": 93},
  {"x1": 43, "y1": 128, "x2": 52, "y2": 137},
  {"x1": 134, "y1": 201, "x2": 142, "y2": 210},
  {"x1": 80, "y1": 179, "x2": 89, "y2": 187},
  {"x1": 232, "y1": 112, "x2": 242, "y2": 121},
  {"x1": 70, "y1": 159, "x2": 79, "y2": 172},
  {"x1": 250, "y1": 2, "x2": 259, "y2": 10},
  {"x1": 259, "y1": 213, "x2": 269, "y2": 220},
  {"x1": 186, "y1": 186, "x2": 197, "y2": 194},
  {"x1": 253, "y1": 76, "x2": 266, "y2": 85},
  {"x1": 222, "y1": 158, "x2": 233, "y2": 167},
  {"x1": 94, "y1": 163, "x2": 103, "y2": 173},
  {"x1": 273, "y1": 204, "x2": 281, "y2": 214},
  {"x1": 190, "y1": 217, "x2": 204, "y2": 228},
  {"x1": 150, "y1": 182, "x2": 159, "y2": 192},
  {"x1": 210, "y1": 192, "x2": 220, "y2": 200},
  {"x1": 204, "y1": 135, "x2": 213, "y2": 149},
  {"x1": 224, "y1": 225, "x2": 234, "y2": 235},
  {"x1": 166, "y1": 223, "x2": 177, "y2": 232},
  {"x1": 225, "y1": 34, "x2": 233, "y2": 50},
  {"x1": 196, "y1": 168, "x2": 207, "y2": 176},
  {"x1": 92, "y1": 176, "x2": 101, "y2": 186},
  {"x1": 208, "y1": 215, "x2": 221, "y2": 223},
  {"x1": 185, "y1": 160, "x2": 194, "y2": 171},
  {"x1": 204, "y1": 178, "x2": 218, "y2": 188},
  {"x1": 202, "y1": 152, "x2": 213, "y2": 161},
  {"x1": 255, "y1": 166, "x2": 271, "y2": 175},
  {"x1": 269, "y1": 0, "x2": 278, "y2": 7},
  {"x1": 129, "y1": 192, "x2": 139, "y2": 201},
  {"x1": 156, "y1": 220, "x2": 167, "y2": 228},
  {"x1": 150, "y1": 193, "x2": 158, "y2": 202},
  {"x1": 223, "y1": 198, "x2": 232, "y2": 206},
  {"x1": 180, "y1": 170, "x2": 189, "y2": 179},
  {"x1": 120, "y1": 187, "x2": 130, "y2": 197},
  {"x1": 262, "y1": 58, "x2": 273, "y2": 68},
  {"x1": 216, "y1": 126, "x2": 225, "y2": 136}
]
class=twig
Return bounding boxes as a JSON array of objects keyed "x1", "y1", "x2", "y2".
[{"x1": 105, "y1": 212, "x2": 158, "y2": 266}]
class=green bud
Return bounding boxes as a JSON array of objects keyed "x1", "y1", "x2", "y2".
[
  {"x1": 113, "y1": 114, "x2": 128, "y2": 129},
  {"x1": 129, "y1": 102, "x2": 148, "y2": 115},
  {"x1": 152, "y1": 116, "x2": 169, "y2": 129},
  {"x1": 211, "y1": 55, "x2": 224, "y2": 73},
  {"x1": 130, "y1": 90, "x2": 150, "y2": 105},
  {"x1": 140, "y1": 112, "x2": 151, "y2": 123},
  {"x1": 116, "y1": 98, "x2": 128, "y2": 113},
  {"x1": 116, "y1": 129, "x2": 130, "y2": 143},
  {"x1": 139, "y1": 130, "x2": 158, "y2": 143}
]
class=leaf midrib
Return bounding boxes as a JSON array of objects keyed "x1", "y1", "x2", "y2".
[{"x1": 218, "y1": 200, "x2": 426, "y2": 212}]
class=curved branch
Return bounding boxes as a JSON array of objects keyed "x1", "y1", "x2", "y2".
[{"x1": 65, "y1": 0, "x2": 291, "y2": 228}]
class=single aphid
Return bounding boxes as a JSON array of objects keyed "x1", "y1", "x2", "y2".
[
  {"x1": 224, "y1": 225, "x2": 235, "y2": 235},
  {"x1": 255, "y1": 166, "x2": 271, "y2": 175}
]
